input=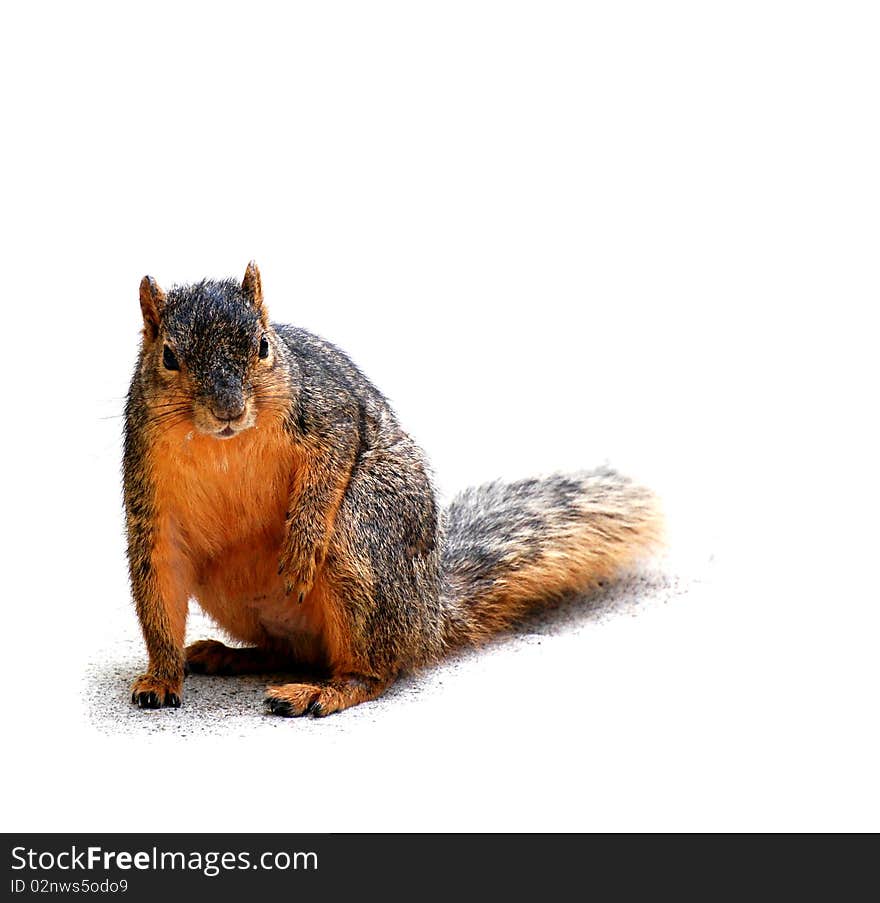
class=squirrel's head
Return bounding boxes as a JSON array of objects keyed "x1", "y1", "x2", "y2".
[{"x1": 138, "y1": 262, "x2": 288, "y2": 439}]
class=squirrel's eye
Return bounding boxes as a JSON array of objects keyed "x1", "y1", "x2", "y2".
[
  {"x1": 258, "y1": 335, "x2": 269, "y2": 359},
  {"x1": 162, "y1": 345, "x2": 180, "y2": 371}
]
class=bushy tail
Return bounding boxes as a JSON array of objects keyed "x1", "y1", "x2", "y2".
[{"x1": 439, "y1": 467, "x2": 663, "y2": 649}]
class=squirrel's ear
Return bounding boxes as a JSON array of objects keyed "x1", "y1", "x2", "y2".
[
  {"x1": 242, "y1": 261, "x2": 265, "y2": 316},
  {"x1": 139, "y1": 276, "x2": 166, "y2": 340}
]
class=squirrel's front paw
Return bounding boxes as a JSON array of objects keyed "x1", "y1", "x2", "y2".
[
  {"x1": 130, "y1": 674, "x2": 182, "y2": 709},
  {"x1": 278, "y1": 546, "x2": 323, "y2": 603}
]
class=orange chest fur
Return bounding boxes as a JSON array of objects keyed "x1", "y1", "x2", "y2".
[
  {"x1": 151, "y1": 423, "x2": 296, "y2": 579},
  {"x1": 148, "y1": 422, "x2": 340, "y2": 663}
]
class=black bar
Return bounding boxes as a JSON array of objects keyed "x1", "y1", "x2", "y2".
[{"x1": 3, "y1": 834, "x2": 868, "y2": 899}]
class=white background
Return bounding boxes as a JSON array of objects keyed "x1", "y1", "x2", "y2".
[{"x1": 1, "y1": 1, "x2": 877, "y2": 831}]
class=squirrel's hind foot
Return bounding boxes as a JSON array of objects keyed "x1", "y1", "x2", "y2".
[
  {"x1": 185, "y1": 639, "x2": 294, "y2": 676},
  {"x1": 264, "y1": 675, "x2": 389, "y2": 718}
]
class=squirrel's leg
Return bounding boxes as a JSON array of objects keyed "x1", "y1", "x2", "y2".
[
  {"x1": 277, "y1": 439, "x2": 356, "y2": 603},
  {"x1": 185, "y1": 640, "x2": 296, "y2": 676},
  {"x1": 265, "y1": 439, "x2": 440, "y2": 718},
  {"x1": 265, "y1": 675, "x2": 391, "y2": 718},
  {"x1": 129, "y1": 532, "x2": 190, "y2": 709}
]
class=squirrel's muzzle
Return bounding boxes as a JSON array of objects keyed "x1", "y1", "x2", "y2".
[
  {"x1": 210, "y1": 393, "x2": 246, "y2": 422},
  {"x1": 206, "y1": 373, "x2": 247, "y2": 421}
]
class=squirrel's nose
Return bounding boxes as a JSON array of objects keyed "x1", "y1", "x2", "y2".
[{"x1": 210, "y1": 396, "x2": 245, "y2": 422}]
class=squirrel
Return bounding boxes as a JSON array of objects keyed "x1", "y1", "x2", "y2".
[{"x1": 124, "y1": 262, "x2": 662, "y2": 716}]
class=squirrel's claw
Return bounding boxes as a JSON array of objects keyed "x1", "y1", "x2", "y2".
[
  {"x1": 279, "y1": 550, "x2": 318, "y2": 604},
  {"x1": 132, "y1": 689, "x2": 179, "y2": 709},
  {"x1": 282, "y1": 580, "x2": 306, "y2": 604}
]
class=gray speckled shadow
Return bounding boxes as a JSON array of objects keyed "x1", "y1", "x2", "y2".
[{"x1": 85, "y1": 559, "x2": 696, "y2": 737}]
